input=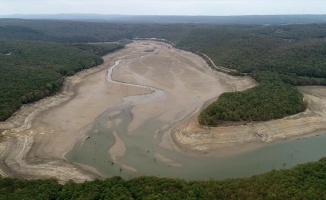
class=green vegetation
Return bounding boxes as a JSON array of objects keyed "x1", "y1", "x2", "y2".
[
  {"x1": 1, "y1": 21, "x2": 325, "y2": 83},
  {"x1": 0, "y1": 19, "x2": 325, "y2": 199},
  {"x1": 0, "y1": 40, "x2": 124, "y2": 121},
  {"x1": 199, "y1": 82, "x2": 306, "y2": 125},
  {"x1": 0, "y1": 157, "x2": 325, "y2": 199},
  {"x1": 0, "y1": 19, "x2": 326, "y2": 123},
  {"x1": 194, "y1": 28, "x2": 326, "y2": 124}
]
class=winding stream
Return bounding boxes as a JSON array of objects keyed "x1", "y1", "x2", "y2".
[
  {"x1": 65, "y1": 58, "x2": 326, "y2": 180},
  {"x1": 107, "y1": 60, "x2": 165, "y2": 105}
]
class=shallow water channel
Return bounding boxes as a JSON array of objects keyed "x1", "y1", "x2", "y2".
[{"x1": 65, "y1": 60, "x2": 326, "y2": 180}]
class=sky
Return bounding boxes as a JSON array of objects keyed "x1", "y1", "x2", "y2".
[{"x1": 1, "y1": 0, "x2": 325, "y2": 16}]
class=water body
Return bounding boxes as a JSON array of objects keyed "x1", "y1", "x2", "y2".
[{"x1": 65, "y1": 60, "x2": 326, "y2": 180}]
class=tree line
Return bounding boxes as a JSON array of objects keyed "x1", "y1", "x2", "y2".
[
  {"x1": 199, "y1": 82, "x2": 306, "y2": 126},
  {"x1": 0, "y1": 40, "x2": 124, "y2": 120},
  {"x1": 0, "y1": 18, "x2": 325, "y2": 199},
  {"x1": 1, "y1": 19, "x2": 325, "y2": 124},
  {"x1": 0, "y1": 157, "x2": 325, "y2": 199}
]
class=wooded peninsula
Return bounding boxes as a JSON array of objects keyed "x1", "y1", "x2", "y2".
[
  {"x1": 1, "y1": 19, "x2": 325, "y2": 124},
  {"x1": 0, "y1": 18, "x2": 326, "y2": 199}
]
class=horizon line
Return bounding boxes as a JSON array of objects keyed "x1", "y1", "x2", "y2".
[{"x1": 1, "y1": 13, "x2": 326, "y2": 17}]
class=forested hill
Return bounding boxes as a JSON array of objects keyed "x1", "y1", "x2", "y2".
[
  {"x1": 1, "y1": 14, "x2": 326, "y2": 24},
  {"x1": 199, "y1": 82, "x2": 306, "y2": 125},
  {"x1": 0, "y1": 40, "x2": 124, "y2": 121},
  {"x1": 1, "y1": 19, "x2": 326, "y2": 124},
  {"x1": 1, "y1": 19, "x2": 325, "y2": 86},
  {"x1": 0, "y1": 158, "x2": 325, "y2": 199},
  {"x1": 0, "y1": 18, "x2": 325, "y2": 199}
]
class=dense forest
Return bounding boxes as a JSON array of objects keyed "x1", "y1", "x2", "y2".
[
  {"x1": 0, "y1": 18, "x2": 325, "y2": 199},
  {"x1": 2, "y1": 14, "x2": 326, "y2": 24},
  {"x1": 1, "y1": 19, "x2": 325, "y2": 124},
  {"x1": 199, "y1": 82, "x2": 306, "y2": 125},
  {"x1": 0, "y1": 157, "x2": 325, "y2": 199},
  {"x1": 0, "y1": 40, "x2": 124, "y2": 120},
  {"x1": 0, "y1": 20, "x2": 325, "y2": 84}
]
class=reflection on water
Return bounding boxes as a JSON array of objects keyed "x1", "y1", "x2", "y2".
[{"x1": 65, "y1": 60, "x2": 326, "y2": 180}]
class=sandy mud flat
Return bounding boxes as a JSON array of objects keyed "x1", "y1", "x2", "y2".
[
  {"x1": 0, "y1": 40, "x2": 325, "y2": 182},
  {"x1": 172, "y1": 86, "x2": 326, "y2": 155}
]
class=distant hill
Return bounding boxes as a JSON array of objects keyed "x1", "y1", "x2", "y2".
[
  {"x1": 1, "y1": 14, "x2": 326, "y2": 24},
  {"x1": 1, "y1": 18, "x2": 326, "y2": 124}
]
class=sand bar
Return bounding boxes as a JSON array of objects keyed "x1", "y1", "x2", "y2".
[{"x1": 0, "y1": 40, "x2": 325, "y2": 182}]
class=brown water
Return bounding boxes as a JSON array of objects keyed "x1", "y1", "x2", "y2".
[
  {"x1": 65, "y1": 60, "x2": 326, "y2": 180},
  {"x1": 65, "y1": 105, "x2": 326, "y2": 180}
]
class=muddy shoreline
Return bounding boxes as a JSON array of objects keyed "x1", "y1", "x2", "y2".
[
  {"x1": 170, "y1": 86, "x2": 326, "y2": 156},
  {"x1": 0, "y1": 52, "x2": 121, "y2": 182},
  {"x1": 0, "y1": 41, "x2": 325, "y2": 182}
]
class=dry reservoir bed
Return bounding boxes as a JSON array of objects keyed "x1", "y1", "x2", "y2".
[{"x1": 0, "y1": 41, "x2": 325, "y2": 182}]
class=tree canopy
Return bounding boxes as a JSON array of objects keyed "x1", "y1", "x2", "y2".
[
  {"x1": 0, "y1": 40, "x2": 124, "y2": 120},
  {"x1": 199, "y1": 82, "x2": 306, "y2": 126},
  {"x1": 1, "y1": 19, "x2": 325, "y2": 124},
  {"x1": 0, "y1": 157, "x2": 325, "y2": 199}
]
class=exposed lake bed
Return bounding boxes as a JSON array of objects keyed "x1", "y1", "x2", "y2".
[{"x1": 0, "y1": 41, "x2": 325, "y2": 182}]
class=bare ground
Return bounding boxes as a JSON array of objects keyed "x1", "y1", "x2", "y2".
[
  {"x1": 0, "y1": 40, "x2": 325, "y2": 182},
  {"x1": 171, "y1": 86, "x2": 326, "y2": 156},
  {"x1": 0, "y1": 48, "x2": 144, "y2": 182}
]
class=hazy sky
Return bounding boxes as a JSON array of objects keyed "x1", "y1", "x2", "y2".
[{"x1": 1, "y1": 0, "x2": 325, "y2": 16}]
